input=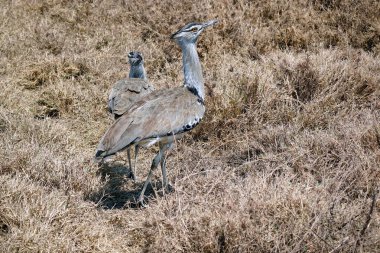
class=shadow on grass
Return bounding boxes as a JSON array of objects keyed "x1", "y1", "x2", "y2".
[
  {"x1": 86, "y1": 162, "x2": 155, "y2": 209},
  {"x1": 86, "y1": 161, "x2": 172, "y2": 209}
]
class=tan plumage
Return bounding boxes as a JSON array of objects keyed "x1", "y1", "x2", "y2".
[
  {"x1": 108, "y1": 78, "x2": 154, "y2": 118},
  {"x1": 98, "y1": 86, "x2": 204, "y2": 157}
]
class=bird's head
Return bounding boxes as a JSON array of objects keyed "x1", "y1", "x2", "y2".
[
  {"x1": 127, "y1": 51, "x2": 144, "y2": 66},
  {"x1": 171, "y1": 19, "x2": 218, "y2": 45}
]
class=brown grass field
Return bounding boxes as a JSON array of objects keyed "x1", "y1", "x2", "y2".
[{"x1": 1, "y1": 0, "x2": 380, "y2": 252}]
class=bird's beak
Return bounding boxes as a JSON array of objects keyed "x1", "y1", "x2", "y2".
[
  {"x1": 202, "y1": 19, "x2": 218, "y2": 29},
  {"x1": 170, "y1": 30, "x2": 179, "y2": 40}
]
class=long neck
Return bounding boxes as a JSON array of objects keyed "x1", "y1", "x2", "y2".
[
  {"x1": 181, "y1": 42, "x2": 205, "y2": 101},
  {"x1": 129, "y1": 64, "x2": 147, "y2": 80}
]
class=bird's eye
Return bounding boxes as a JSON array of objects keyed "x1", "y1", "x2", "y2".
[{"x1": 190, "y1": 27, "x2": 198, "y2": 33}]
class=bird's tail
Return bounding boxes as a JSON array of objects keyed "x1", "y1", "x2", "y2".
[{"x1": 94, "y1": 149, "x2": 107, "y2": 163}]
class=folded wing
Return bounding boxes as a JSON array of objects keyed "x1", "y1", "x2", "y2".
[
  {"x1": 108, "y1": 78, "x2": 155, "y2": 117},
  {"x1": 96, "y1": 86, "x2": 205, "y2": 158}
]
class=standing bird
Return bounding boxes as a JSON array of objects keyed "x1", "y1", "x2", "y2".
[
  {"x1": 108, "y1": 51, "x2": 155, "y2": 181},
  {"x1": 95, "y1": 20, "x2": 218, "y2": 204}
]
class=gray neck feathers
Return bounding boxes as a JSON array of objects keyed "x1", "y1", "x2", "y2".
[
  {"x1": 129, "y1": 64, "x2": 147, "y2": 80},
  {"x1": 181, "y1": 43, "x2": 205, "y2": 101}
]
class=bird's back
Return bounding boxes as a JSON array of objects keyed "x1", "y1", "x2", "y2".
[
  {"x1": 97, "y1": 86, "x2": 205, "y2": 158},
  {"x1": 108, "y1": 78, "x2": 155, "y2": 118}
]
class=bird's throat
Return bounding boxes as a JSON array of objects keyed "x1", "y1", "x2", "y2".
[
  {"x1": 182, "y1": 43, "x2": 205, "y2": 101},
  {"x1": 129, "y1": 64, "x2": 147, "y2": 80}
]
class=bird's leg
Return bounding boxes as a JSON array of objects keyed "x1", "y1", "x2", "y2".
[
  {"x1": 160, "y1": 155, "x2": 167, "y2": 191},
  {"x1": 160, "y1": 142, "x2": 173, "y2": 193},
  {"x1": 133, "y1": 145, "x2": 140, "y2": 182},
  {"x1": 127, "y1": 148, "x2": 136, "y2": 181},
  {"x1": 138, "y1": 151, "x2": 162, "y2": 204},
  {"x1": 138, "y1": 144, "x2": 170, "y2": 205}
]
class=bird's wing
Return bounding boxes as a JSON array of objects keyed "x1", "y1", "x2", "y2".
[
  {"x1": 108, "y1": 78, "x2": 155, "y2": 116},
  {"x1": 96, "y1": 86, "x2": 205, "y2": 158}
]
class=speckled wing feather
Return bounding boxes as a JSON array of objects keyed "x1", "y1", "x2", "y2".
[
  {"x1": 108, "y1": 78, "x2": 155, "y2": 117},
  {"x1": 97, "y1": 86, "x2": 205, "y2": 158}
]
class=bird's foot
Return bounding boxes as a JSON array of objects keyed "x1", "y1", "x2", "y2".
[
  {"x1": 137, "y1": 196, "x2": 148, "y2": 208},
  {"x1": 162, "y1": 183, "x2": 175, "y2": 194},
  {"x1": 129, "y1": 171, "x2": 137, "y2": 182}
]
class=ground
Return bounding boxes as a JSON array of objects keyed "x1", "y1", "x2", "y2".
[{"x1": 0, "y1": 0, "x2": 379, "y2": 252}]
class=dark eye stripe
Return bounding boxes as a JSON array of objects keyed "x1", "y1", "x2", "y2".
[{"x1": 185, "y1": 26, "x2": 200, "y2": 32}]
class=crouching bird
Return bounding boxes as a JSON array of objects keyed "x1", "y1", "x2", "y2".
[{"x1": 95, "y1": 20, "x2": 218, "y2": 205}]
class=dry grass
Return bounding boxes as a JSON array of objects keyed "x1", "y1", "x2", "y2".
[{"x1": 1, "y1": 0, "x2": 379, "y2": 252}]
